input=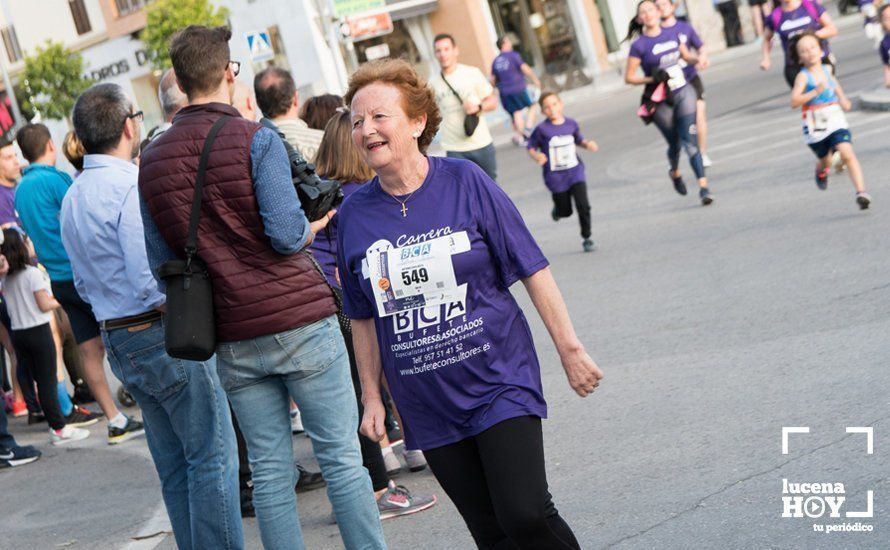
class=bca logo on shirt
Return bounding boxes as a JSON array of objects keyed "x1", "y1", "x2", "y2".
[{"x1": 780, "y1": 16, "x2": 814, "y2": 32}]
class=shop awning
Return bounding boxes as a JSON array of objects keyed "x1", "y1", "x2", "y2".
[{"x1": 358, "y1": 0, "x2": 438, "y2": 21}]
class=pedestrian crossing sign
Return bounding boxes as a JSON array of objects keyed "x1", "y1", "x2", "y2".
[{"x1": 245, "y1": 31, "x2": 274, "y2": 62}]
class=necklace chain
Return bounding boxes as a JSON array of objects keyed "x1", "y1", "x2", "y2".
[{"x1": 384, "y1": 186, "x2": 420, "y2": 217}]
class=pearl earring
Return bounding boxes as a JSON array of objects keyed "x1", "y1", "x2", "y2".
[{"x1": 412, "y1": 131, "x2": 421, "y2": 139}]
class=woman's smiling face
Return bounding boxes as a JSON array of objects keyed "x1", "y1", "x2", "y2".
[{"x1": 350, "y1": 82, "x2": 424, "y2": 173}]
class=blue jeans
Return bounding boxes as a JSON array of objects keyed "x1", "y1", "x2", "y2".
[
  {"x1": 447, "y1": 142, "x2": 498, "y2": 181},
  {"x1": 0, "y1": 403, "x2": 16, "y2": 451},
  {"x1": 102, "y1": 319, "x2": 243, "y2": 550},
  {"x1": 216, "y1": 315, "x2": 386, "y2": 550}
]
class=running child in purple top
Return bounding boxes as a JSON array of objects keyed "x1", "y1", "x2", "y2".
[
  {"x1": 858, "y1": 0, "x2": 883, "y2": 46},
  {"x1": 527, "y1": 91, "x2": 598, "y2": 252},
  {"x1": 760, "y1": 0, "x2": 837, "y2": 88},
  {"x1": 490, "y1": 35, "x2": 542, "y2": 145},
  {"x1": 657, "y1": 0, "x2": 712, "y2": 167},
  {"x1": 880, "y1": 5, "x2": 890, "y2": 88},
  {"x1": 789, "y1": 32, "x2": 871, "y2": 210}
]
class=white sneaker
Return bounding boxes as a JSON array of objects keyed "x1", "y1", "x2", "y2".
[
  {"x1": 701, "y1": 154, "x2": 713, "y2": 168},
  {"x1": 382, "y1": 446, "x2": 402, "y2": 477},
  {"x1": 51, "y1": 426, "x2": 90, "y2": 446},
  {"x1": 290, "y1": 408, "x2": 304, "y2": 434},
  {"x1": 403, "y1": 449, "x2": 427, "y2": 472}
]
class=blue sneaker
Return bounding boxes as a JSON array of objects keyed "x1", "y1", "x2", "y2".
[{"x1": 0, "y1": 445, "x2": 41, "y2": 468}]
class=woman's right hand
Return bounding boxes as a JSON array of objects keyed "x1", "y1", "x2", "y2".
[
  {"x1": 759, "y1": 57, "x2": 770, "y2": 71},
  {"x1": 360, "y1": 396, "x2": 388, "y2": 442}
]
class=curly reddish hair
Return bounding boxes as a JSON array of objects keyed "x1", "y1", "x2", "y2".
[{"x1": 344, "y1": 59, "x2": 442, "y2": 154}]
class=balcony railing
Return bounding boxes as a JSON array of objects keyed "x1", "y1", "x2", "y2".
[{"x1": 115, "y1": 0, "x2": 150, "y2": 17}]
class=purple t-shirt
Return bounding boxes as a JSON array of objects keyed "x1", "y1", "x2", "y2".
[
  {"x1": 527, "y1": 118, "x2": 587, "y2": 194},
  {"x1": 765, "y1": 1, "x2": 828, "y2": 66},
  {"x1": 663, "y1": 21, "x2": 703, "y2": 81},
  {"x1": 629, "y1": 30, "x2": 687, "y2": 90},
  {"x1": 881, "y1": 33, "x2": 890, "y2": 65},
  {"x1": 491, "y1": 51, "x2": 527, "y2": 95},
  {"x1": 337, "y1": 156, "x2": 549, "y2": 450},
  {"x1": 310, "y1": 181, "x2": 362, "y2": 287},
  {"x1": 0, "y1": 184, "x2": 18, "y2": 227}
]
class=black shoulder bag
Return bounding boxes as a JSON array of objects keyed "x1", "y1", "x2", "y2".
[
  {"x1": 441, "y1": 72, "x2": 480, "y2": 137},
  {"x1": 157, "y1": 115, "x2": 230, "y2": 361}
]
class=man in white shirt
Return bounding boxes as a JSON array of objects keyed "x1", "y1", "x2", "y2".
[
  {"x1": 253, "y1": 67, "x2": 323, "y2": 162},
  {"x1": 429, "y1": 33, "x2": 499, "y2": 180}
]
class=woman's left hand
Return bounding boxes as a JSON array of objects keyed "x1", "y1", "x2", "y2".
[{"x1": 561, "y1": 347, "x2": 604, "y2": 397}]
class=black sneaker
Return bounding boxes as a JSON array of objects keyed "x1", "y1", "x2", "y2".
[
  {"x1": 582, "y1": 239, "x2": 595, "y2": 253},
  {"x1": 815, "y1": 166, "x2": 829, "y2": 190},
  {"x1": 72, "y1": 384, "x2": 96, "y2": 405},
  {"x1": 670, "y1": 171, "x2": 687, "y2": 196},
  {"x1": 0, "y1": 445, "x2": 41, "y2": 468},
  {"x1": 108, "y1": 416, "x2": 145, "y2": 445},
  {"x1": 27, "y1": 412, "x2": 45, "y2": 425},
  {"x1": 856, "y1": 192, "x2": 872, "y2": 210},
  {"x1": 551, "y1": 207, "x2": 560, "y2": 221},
  {"x1": 66, "y1": 406, "x2": 102, "y2": 428},
  {"x1": 699, "y1": 187, "x2": 714, "y2": 206},
  {"x1": 295, "y1": 464, "x2": 326, "y2": 493}
]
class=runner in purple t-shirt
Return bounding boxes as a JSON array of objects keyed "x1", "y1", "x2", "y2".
[
  {"x1": 342, "y1": 59, "x2": 602, "y2": 548},
  {"x1": 0, "y1": 141, "x2": 21, "y2": 228},
  {"x1": 490, "y1": 36, "x2": 542, "y2": 146},
  {"x1": 880, "y1": 5, "x2": 890, "y2": 88},
  {"x1": 625, "y1": 0, "x2": 714, "y2": 205},
  {"x1": 760, "y1": 0, "x2": 837, "y2": 87},
  {"x1": 527, "y1": 91, "x2": 598, "y2": 252},
  {"x1": 657, "y1": 0, "x2": 713, "y2": 167}
]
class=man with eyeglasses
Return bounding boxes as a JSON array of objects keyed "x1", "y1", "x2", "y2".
[
  {"x1": 59, "y1": 82, "x2": 245, "y2": 549},
  {"x1": 138, "y1": 25, "x2": 386, "y2": 549},
  {"x1": 14, "y1": 122, "x2": 145, "y2": 442}
]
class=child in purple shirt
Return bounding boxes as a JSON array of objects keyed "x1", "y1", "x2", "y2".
[
  {"x1": 527, "y1": 92, "x2": 599, "y2": 252},
  {"x1": 880, "y1": 5, "x2": 890, "y2": 88}
]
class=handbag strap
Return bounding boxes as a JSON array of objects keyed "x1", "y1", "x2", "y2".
[
  {"x1": 185, "y1": 115, "x2": 230, "y2": 267},
  {"x1": 440, "y1": 71, "x2": 464, "y2": 103}
]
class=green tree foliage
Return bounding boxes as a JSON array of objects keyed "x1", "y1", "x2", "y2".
[
  {"x1": 21, "y1": 41, "x2": 92, "y2": 123},
  {"x1": 141, "y1": 0, "x2": 230, "y2": 70}
]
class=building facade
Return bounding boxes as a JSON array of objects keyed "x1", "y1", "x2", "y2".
[{"x1": 4, "y1": 0, "x2": 735, "y2": 133}]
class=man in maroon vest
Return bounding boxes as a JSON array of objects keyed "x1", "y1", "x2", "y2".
[{"x1": 138, "y1": 26, "x2": 386, "y2": 549}]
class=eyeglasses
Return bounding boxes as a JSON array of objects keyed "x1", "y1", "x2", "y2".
[
  {"x1": 229, "y1": 60, "x2": 241, "y2": 77},
  {"x1": 126, "y1": 110, "x2": 144, "y2": 122}
]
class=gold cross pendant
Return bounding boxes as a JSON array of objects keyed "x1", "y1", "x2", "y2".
[{"x1": 400, "y1": 203, "x2": 408, "y2": 217}]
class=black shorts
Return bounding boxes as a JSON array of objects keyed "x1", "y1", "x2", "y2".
[
  {"x1": 691, "y1": 75, "x2": 705, "y2": 100},
  {"x1": 748, "y1": 0, "x2": 768, "y2": 6},
  {"x1": 0, "y1": 296, "x2": 11, "y2": 332},
  {"x1": 51, "y1": 280, "x2": 100, "y2": 344}
]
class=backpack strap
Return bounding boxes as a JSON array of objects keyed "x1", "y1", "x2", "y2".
[
  {"x1": 770, "y1": 7, "x2": 782, "y2": 32},
  {"x1": 801, "y1": 0, "x2": 821, "y2": 25}
]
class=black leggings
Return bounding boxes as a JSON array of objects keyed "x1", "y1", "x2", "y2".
[
  {"x1": 11, "y1": 323, "x2": 65, "y2": 430},
  {"x1": 424, "y1": 416, "x2": 580, "y2": 550},
  {"x1": 652, "y1": 84, "x2": 705, "y2": 180},
  {"x1": 552, "y1": 182, "x2": 592, "y2": 239},
  {"x1": 334, "y1": 288, "x2": 390, "y2": 492}
]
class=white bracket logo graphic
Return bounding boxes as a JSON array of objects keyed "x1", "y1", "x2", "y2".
[
  {"x1": 782, "y1": 426, "x2": 810, "y2": 455},
  {"x1": 781, "y1": 426, "x2": 875, "y2": 519}
]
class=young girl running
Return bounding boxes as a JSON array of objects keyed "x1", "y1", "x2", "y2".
[
  {"x1": 625, "y1": 0, "x2": 714, "y2": 206},
  {"x1": 790, "y1": 32, "x2": 872, "y2": 209},
  {"x1": 527, "y1": 91, "x2": 598, "y2": 252},
  {"x1": 0, "y1": 229, "x2": 90, "y2": 444}
]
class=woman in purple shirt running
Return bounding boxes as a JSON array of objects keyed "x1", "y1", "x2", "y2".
[
  {"x1": 759, "y1": 0, "x2": 837, "y2": 87},
  {"x1": 490, "y1": 36, "x2": 542, "y2": 145},
  {"x1": 625, "y1": 0, "x2": 714, "y2": 205},
  {"x1": 339, "y1": 58, "x2": 603, "y2": 549}
]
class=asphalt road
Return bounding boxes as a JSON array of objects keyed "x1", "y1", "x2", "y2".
[{"x1": 2, "y1": 12, "x2": 887, "y2": 550}]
